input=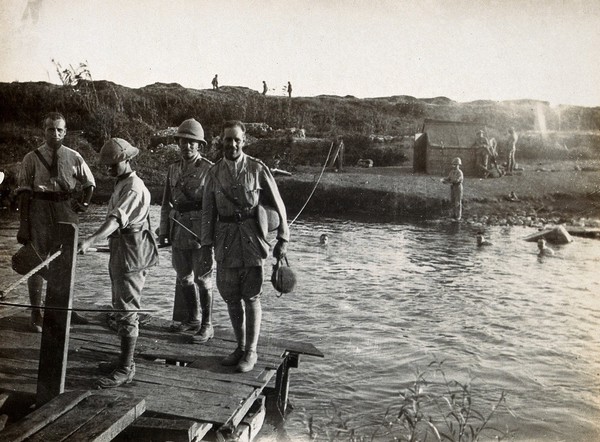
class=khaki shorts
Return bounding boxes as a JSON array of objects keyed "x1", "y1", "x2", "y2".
[{"x1": 216, "y1": 266, "x2": 263, "y2": 303}]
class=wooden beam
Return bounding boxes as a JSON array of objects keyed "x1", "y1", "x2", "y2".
[
  {"x1": 61, "y1": 395, "x2": 145, "y2": 442},
  {"x1": 126, "y1": 417, "x2": 213, "y2": 442},
  {"x1": 0, "y1": 390, "x2": 91, "y2": 442},
  {"x1": 36, "y1": 223, "x2": 78, "y2": 407}
]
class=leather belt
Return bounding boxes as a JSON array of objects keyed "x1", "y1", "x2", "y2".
[
  {"x1": 219, "y1": 208, "x2": 256, "y2": 223},
  {"x1": 33, "y1": 191, "x2": 71, "y2": 202},
  {"x1": 109, "y1": 225, "x2": 144, "y2": 238},
  {"x1": 173, "y1": 200, "x2": 202, "y2": 213}
]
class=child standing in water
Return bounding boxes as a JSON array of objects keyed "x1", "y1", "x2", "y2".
[{"x1": 441, "y1": 157, "x2": 464, "y2": 221}]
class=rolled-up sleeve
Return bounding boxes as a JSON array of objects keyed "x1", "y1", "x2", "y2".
[{"x1": 107, "y1": 190, "x2": 142, "y2": 228}]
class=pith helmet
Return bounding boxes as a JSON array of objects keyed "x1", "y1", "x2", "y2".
[
  {"x1": 271, "y1": 258, "x2": 296, "y2": 295},
  {"x1": 175, "y1": 119, "x2": 207, "y2": 145},
  {"x1": 12, "y1": 242, "x2": 47, "y2": 278},
  {"x1": 99, "y1": 138, "x2": 139, "y2": 165},
  {"x1": 452, "y1": 157, "x2": 462, "y2": 166}
]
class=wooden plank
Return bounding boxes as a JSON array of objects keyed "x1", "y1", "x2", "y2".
[
  {"x1": 221, "y1": 386, "x2": 264, "y2": 432},
  {"x1": 37, "y1": 223, "x2": 78, "y2": 407},
  {"x1": 0, "y1": 389, "x2": 91, "y2": 442},
  {"x1": 126, "y1": 417, "x2": 213, "y2": 442},
  {"x1": 26, "y1": 394, "x2": 128, "y2": 442},
  {"x1": 64, "y1": 395, "x2": 145, "y2": 442},
  {"x1": 130, "y1": 386, "x2": 238, "y2": 424}
]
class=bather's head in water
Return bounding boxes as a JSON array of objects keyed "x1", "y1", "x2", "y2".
[{"x1": 319, "y1": 234, "x2": 329, "y2": 245}]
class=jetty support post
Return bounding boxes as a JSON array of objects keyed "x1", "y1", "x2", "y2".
[
  {"x1": 36, "y1": 222, "x2": 78, "y2": 407},
  {"x1": 270, "y1": 352, "x2": 299, "y2": 420}
]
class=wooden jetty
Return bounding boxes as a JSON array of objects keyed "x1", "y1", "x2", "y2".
[
  {"x1": 0, "y1": 223, "x2": 324, "y2": 441},
  {"x1": 0, "y1": 305, "x2": 323, "y2": 441}
]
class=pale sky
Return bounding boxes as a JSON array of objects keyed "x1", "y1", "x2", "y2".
[{"x1": 1, "y1": 0, "x2": 599, "y2": 106}]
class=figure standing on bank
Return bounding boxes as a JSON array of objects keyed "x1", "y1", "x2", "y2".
[{"x1": 441, "y1": 157, "x2": 464, "y2": 221}]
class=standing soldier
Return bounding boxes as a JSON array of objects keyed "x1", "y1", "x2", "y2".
[
  {"x1": 16, "y1": 112, "x2": 95, "y2": 332},
  {"x1": 262, "y1": 81, "x2": 268, "y2": 95},
  {"x1": 287, "y1": 81, "x2": 292, "y2": 98},
  {"x1": 441, "y1": 157, "x2": 464, "y2": 221},
  {"x1": 212, "y1": 74, "x2": 219, "y2": 90},
  {"x1": 506, "y1": 127, "x2": 519, "y2": 175},
  {"x1": 78, "y1": 138, "x2": 158, "y2": 388},
  {"x1": 202, "y1": 120, "x2": 289, "y2": 373},
  {"x1": 158, "y1": 119, "x2": 215, "y2": 343}
]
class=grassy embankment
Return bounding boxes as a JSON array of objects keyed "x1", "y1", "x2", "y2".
[{"x1": 1, "y1": 81, "x2": 599, "y2": 223}]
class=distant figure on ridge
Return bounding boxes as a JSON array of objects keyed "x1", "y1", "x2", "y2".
[
  {"x1": 212, "y1": 74, "x2": 219, "y2": 90},
  {"x1": 441, "y1": 157, "x2": 463, "y2": 221},
  {"x1": 506, "y1": 127, "x2": 519, "y2": 175},
  {"x1": 262, "y1": 81, "x2": 268, "y2": 95},
  {"x1": 287, "y1": 81, "x2": 292, "y2": 98},
  {"x1": 537, "y1": 238, "x2": 555, "y2": 257}
]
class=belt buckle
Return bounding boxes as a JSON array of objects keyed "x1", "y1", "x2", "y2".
[{"x1": 234, "y1": 212, "x2": 243, "y2": 223}]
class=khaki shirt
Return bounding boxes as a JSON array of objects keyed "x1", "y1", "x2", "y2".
[
  {"x1": 17, "y1": 143, "x2": 95, "y2": 193},
  {"x1": 107, "y1": 172, "x2": 151, "y2": 229},
  {"x1": 202, "y1": 154, "x2": 289, "y2": 268},
  {"x1": 159, "y1": 154, "x2": 213, "y2": 249}
]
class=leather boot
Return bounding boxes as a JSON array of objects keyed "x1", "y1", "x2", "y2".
[
  {"x1": 170, "y1": 284, "x2": 200, "y2": 332},
  {"x1": 221, "y1": 301, "x2": 245, "y2": 366},
  {"x1": 191, "y1": 288, "x2": 214, "y2": 343},
  {"x1": 237, "y1": 298, "x2": 261, "y2": 373},
  {"x1": 95, "y1": 336, "x2": 137, "y2": 389}
]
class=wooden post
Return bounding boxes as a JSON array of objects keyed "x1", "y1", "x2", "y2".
[
  {"x1": 36, "y1": 222, "x2": 78, "y2": 407},
  {"x1": 272, "y1": 352, "x2": 299, "y2": 419}
]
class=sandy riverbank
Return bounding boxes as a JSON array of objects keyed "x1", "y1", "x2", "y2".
[
  {"x1": 88, "y1": 159, "x2": 600, "y2": 229},
  {"x1": 273, "y1": 159, "x2": 600, "y2": 228}
]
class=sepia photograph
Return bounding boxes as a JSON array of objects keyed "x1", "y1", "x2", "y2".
[{"x1": 0, "y1": 0, "x2": 599, "y2": 440}]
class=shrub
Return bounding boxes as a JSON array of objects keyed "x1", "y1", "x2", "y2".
[{"x1": 305, "y1": 360, "x2": 515, "y2": 442}]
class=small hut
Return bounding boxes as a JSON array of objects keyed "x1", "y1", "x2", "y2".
[{"x1": 413, "y1": 119, "x2": 487, "y2": 177}]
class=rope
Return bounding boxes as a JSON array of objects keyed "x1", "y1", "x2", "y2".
[
  {"x1": 0, "y1": 301, "x2": 158, "y2": 313},
  {"x1": 289, "y1": 141, "x2": 335, "y2": 227},
  {"x1": 0, "y1": 248, "x2": 62, "y2": 299}
]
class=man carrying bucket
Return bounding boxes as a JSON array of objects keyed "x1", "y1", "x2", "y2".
[
  {"x1": 78, "y1": 138, "x2": 158, "y2": 388},
  {"x1": 158, "y1": 118, "x2": 215, "y2": 343},
  {"x1": 201, "y1": 120, "x2": 289, "y2": 373},
  {"x1": 15, "y1": 112, "x2": 95, "y2": 332}
]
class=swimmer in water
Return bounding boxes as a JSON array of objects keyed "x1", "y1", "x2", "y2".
[
  {"x1": 537, "y1": 238, "x2": 555, "y2": 257},
  {"x1": 476, "y1": 233, "x2": 492, "y2": 246},
  {"x1": 319, "y1": 233, "x2": 329, "y2": 245}
]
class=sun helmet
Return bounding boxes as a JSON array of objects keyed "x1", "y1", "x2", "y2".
[
  {"x1": 452, "y1": 157, "x2": 462, "y2": 166},
  {"x1": 175, "y1": 118, "x2": 207, "y2": 145},
  {"x1": 99, "y1": 138, "x2": 139, "y2": 165},
  {"x1": 271, "y1": 257, "x2": 296, "y2": 295}
]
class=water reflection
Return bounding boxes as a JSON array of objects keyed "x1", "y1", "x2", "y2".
[{"x1": 1, "y1": 207, "x2": 599, "y2": 441}]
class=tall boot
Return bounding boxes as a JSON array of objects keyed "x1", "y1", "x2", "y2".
[
  {"x1": 221, "y1": 301, "x2": 245, "y2": 366},
  {"x1": 191, "y1": 288, "x2": 214, "y2": 343},
  {"x1": 28, "y1": 275, "x2": 43, "y2": 333},
  {"x1": 95, "y1": 336, "x2": 136, "y2": 389},
  {"x1": 237, "y1": 298, "x2": 261, "y2": 373},
  {"x1": 170, "y1": 284, "x2": 200, "y2": 332}
]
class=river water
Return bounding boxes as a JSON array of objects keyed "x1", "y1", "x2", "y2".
[{"x1": 1, "y1": 206, "x2": 599, "y2": 441}]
